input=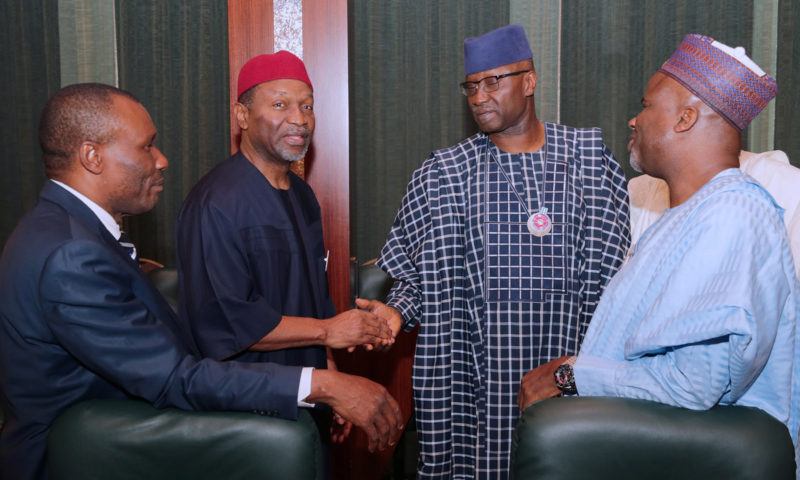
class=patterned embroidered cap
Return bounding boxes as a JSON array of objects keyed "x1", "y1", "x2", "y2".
[
  {"x1": 464, "y1": 24, "x2": 533, "y2": 76},
  {"x1": 659, "y1": 34, "x2": 777, "y2": 131}
]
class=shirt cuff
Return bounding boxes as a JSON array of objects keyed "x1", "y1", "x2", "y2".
[
  {"x1": 573, "y1": 354, "x2": 626, "y2": 397},
  {"x1": 297, "y1": 367, "x2": 315, "y2": 407}
]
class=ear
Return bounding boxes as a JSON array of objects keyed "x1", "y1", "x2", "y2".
[
  {"x1": 674, "y1": 106, "x2": 698, "y2": 133},
  {"x1": 523, "y1": 70, "x2": 538, "y2": 97},
  {"x1": 78, "y1": 141, "x2": 103, "y2": 175},
  {"x1": 233, "y1": 102, "x2": 249, "y2": 131}
]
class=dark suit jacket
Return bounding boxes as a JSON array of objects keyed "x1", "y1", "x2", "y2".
[{"x1": 0, "y1": 181, "x2": 303, "y2": 480}]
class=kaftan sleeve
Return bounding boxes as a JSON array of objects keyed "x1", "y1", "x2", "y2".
[
  {"x1": 179, "y1": 202, "x2": 284, "y2": 360},
  {"x1": 377, "y1": 155, "x2": 436, "y2": 331},
  {"x1": 575, "y1": 188, "x2": 791, "y2": 410},
  {"x1": 577, "y1": 132, "x2": 631, "y2": 338}
]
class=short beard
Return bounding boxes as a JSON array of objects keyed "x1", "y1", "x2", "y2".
[
  {"x1": 629, "y1": 149, "x2": 643, "y2": 173},
  {"x1": 277, "y1": 142, "x2": 311, "y2": 163}
]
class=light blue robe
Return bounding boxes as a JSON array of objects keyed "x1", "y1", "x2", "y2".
[{"x1": 575, "y1": 169, "x2": 800, "y2": 473}]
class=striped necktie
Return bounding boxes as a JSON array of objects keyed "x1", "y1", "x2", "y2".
[{"x1": 118, "y1": 231, "x2": 138, "y2": 261}]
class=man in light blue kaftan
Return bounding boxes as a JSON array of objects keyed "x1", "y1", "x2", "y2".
[
  {"x1": 576, "y1": 169, "x2": 800, "y2": 470},
  {"x1": 376, "y1": 25, "x2": 630, "y2": 479},
  {"x1": 518, "y1": 34, "x2": 799, "y2": 477}
]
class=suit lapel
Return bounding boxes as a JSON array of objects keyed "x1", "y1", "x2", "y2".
[
  {"x1": 40, "y1": 181, "x2": 136, "y2": 265},
  {"x1": 39, "y1": 181, "x2": 178, "y2": 322}
]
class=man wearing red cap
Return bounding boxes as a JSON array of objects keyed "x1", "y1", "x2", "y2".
[
  {"x1": 518, "y1": 34, "x2": 799, "y2": 474},
  {"x1": 176, "y1": 51, "x2": 402, "y2": 450}
]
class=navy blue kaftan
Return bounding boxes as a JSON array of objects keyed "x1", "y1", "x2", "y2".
[
  {"x1": 378, "y1": 123, "x2": 630, "y2": 479},
  {"x1": 176, "y1": 153, "x2": 334, "y2": 368}
]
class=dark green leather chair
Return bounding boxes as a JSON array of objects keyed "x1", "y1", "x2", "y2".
[
  {"x1": 48, "y1": 399, "x2": 324, "y2": 480},
  {"x1": 46, "y1": 268, "x2": 325, "y2": 479},
  {"x1": 511, "y1": 396, "x2": 796, "y2": 480}
]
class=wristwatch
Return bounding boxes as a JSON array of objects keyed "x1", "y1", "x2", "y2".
[{"x1": 554, "y1": 357, "x2": 578, "y2": 395}]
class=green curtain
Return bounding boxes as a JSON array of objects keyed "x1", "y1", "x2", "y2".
[
  {"x1": 58, "y1": 0, "x2": 118, "y2": 86},
  {"x1": 775, "y1": 0, "x2": 800, "y2": 164},
  {"x1": 115, "y1": 0, "x2": 230, "y2": 265},
  {"x1": 559, "y1": 0, "x2": 755, "y2": 179},
  {"x1": 0, "y1": 0, "x2": 60, "y2": 249},
  {"x1": 510, "y1": 0, "x2": 561, "y2": 123},
  {"x1": 349, "y1": 0, "x2": 511, "y2": 261}
]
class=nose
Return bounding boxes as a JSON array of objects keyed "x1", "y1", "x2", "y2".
[
  {"x1": 471, "y1": 83, "x2": 490, "y2": 106},
  {"x1": 287, "y1": 104, "x2": 310, "y2": 126},
  {"x1": 153, "y1": 146, "x2": 168, "y2": 170},
  {"x1": 628, "y1": 116, "x2": 637, "y2": 130}
]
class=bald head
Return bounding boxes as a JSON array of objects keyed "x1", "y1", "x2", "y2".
[{"x1": 39, "y1": 83, "x2": 140, "y2": 177}]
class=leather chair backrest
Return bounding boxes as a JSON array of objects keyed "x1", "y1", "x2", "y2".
[
  {"x1": 48, "y1": 399, "x2": 324, "y2": 480},
  {"x1": 511, "y1": 396, "x2": 796, "y2": 480}
]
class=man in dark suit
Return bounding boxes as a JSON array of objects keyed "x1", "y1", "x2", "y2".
[{"x1": 0, "y1": 83, "x2": 403, "y2": 480}]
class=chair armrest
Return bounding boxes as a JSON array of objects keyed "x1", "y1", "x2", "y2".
[
  {"x1": 511, "y1": 396, "x2": 795, "y2": 480},
  {"x1": 48, "y1": 399, "x2": 323, "y2": 480}
]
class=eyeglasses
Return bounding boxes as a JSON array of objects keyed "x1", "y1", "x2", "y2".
[{"x1": 460, "y1": 70, "x2": 531, "y2": 97}]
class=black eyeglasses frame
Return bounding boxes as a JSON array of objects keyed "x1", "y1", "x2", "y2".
[{"x1": 459, "y1": 69, "x2": 531, "y2": 97}]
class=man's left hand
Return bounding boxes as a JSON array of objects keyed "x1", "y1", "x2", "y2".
[{"x1": 517, "y1": 355, "x2": 573, "y2": 410}]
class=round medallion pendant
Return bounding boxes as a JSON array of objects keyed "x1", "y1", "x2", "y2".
[{"x1": 527, "y1": 208, "x2": 552, "y2": 237}]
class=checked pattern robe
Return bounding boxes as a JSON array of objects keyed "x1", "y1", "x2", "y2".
[{"x1": 378, "y1": 123, "x2": 630, "y2": 479}]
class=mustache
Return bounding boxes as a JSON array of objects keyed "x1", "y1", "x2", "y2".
[
  {"x1": 284, "y1": 127, "x2": 311, "y2": 138},
  {"x1": 472, "y1": 107, "x2": 494, "y2": 116}
]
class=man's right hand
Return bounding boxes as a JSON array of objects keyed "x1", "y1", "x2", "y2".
[
  {"x1": 322, "y1": 309, "x2": 394, "y2": 351},
  {"x1": 307, "y1": 370, "x2": 404, "y2": 452},
  {"x1": 354, "y1": 299, "x2": 402, "y2": 352}
]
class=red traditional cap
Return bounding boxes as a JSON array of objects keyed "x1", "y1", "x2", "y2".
[{"x1": 237, "y1": 50, "x2": 313, "y2": 99}]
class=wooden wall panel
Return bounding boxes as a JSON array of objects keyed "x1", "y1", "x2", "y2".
[
  {"x1": 227, "y1": 0, "x2": 274, "y2": 152},
  {"x1": 302, "y1": 0, "x2": 350, "y2": 315}
]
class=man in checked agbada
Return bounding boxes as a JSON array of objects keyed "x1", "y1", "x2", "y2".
[
  {"x1": 367, "y1": 24, "x2": 631, "y2": 478},
  {"x1": 518, "y1": 33, "x2": 800, "y2": 476}
]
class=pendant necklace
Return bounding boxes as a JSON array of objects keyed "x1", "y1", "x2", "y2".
[{"x1": 488, "y1": 140, "x2": 552, "y2": 237}]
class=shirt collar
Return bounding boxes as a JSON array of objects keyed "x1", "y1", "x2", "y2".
[{"x1": 50, "y1": 180, "x2": 122, "y2": 240}]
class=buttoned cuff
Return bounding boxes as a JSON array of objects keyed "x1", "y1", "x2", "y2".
[{"x1": 573, "y1": 355, "x2": 625, "y2": 397}]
